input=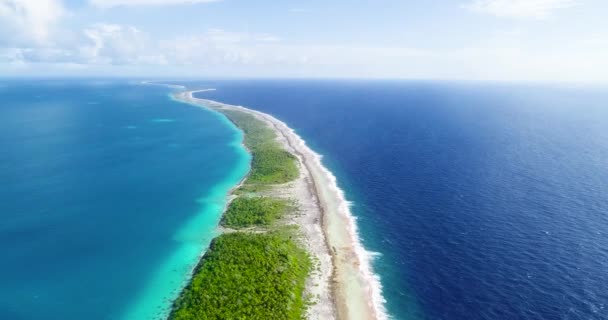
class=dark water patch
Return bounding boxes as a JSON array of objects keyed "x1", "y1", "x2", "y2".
[{"x1": 192, "y1": 80, "x2": 608, "y2": 320}]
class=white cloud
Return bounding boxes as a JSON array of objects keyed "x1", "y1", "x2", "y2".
[
  {"x1": 1, "y1": 9, "x2": 605, "y2": 82},
  {"x1": 0, "y1": 0, "x2": 65, "y2": 45},
  {"x1": 0, "y1": 48, "x2": 24, "y2": 63},
  {"x1": 5, "y1": 24, "x2": 607, "y2": 82},
  {"x1": 89, "y1": 0, "x2": 220, "y2": 8},
  {"x1": 79, "y1": 23, "x2": 167, "y2": 64},
  {"x1": 464, "y1": 0, "x2": 579, "y2": 19},
  {"x1": 159, "y1": 29, "x2": 285, "y2": 66}
]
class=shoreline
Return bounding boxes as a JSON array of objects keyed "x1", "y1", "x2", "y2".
[
  {"x1": 121, "y1": 87, "x2": 252, "y2": 320},
  {"x1": 175, "y1": 90, "x2": 387, "y2": 320}
]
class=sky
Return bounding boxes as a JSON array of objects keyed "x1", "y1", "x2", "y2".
[{"x1": 0, "y1": 0, "x2": 607, "y2": 81}]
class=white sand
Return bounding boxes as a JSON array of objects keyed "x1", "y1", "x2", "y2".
[{"x1": 174, "y1": 90, "x2": 387, "y2": 320}]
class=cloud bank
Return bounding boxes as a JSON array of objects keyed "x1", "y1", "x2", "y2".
[
  {"x1": 0, "y1": 0, "x2": 65, "y2": 45},
  {"x1": 0, "y1": 0, "x2": 605, "y2": 82}
]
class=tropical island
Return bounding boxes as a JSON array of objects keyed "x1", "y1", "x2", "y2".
[{"x1": 171, "y1": 90, "x2": 385, "y2": 320}]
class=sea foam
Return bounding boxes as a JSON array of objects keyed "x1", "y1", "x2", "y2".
[
  {"x1": 166, "y1": 84, "x2": 389, "y2": 319},
  {"x1": 280, "y1": 119, "x2": 389, "y2": 320}
]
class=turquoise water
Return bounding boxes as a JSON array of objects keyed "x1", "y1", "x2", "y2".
[
  {"x1": 9, "y1": 78, "x2": 608, "y2": 320},
  {"x1": 0, "y1": 80, "x2": 249, "y2": 319}
]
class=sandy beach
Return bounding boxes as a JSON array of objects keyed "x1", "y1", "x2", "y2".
[{"x1": 174, "y1": 90, "x2": 386, "y2": 320}]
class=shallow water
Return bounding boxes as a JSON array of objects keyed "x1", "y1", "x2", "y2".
[
  {"x1": 0, "y1": 80, "x2": 249, "y2": 320},
  {"x1": 4, "y1": 79, "x2": 608, "y2": 320}
]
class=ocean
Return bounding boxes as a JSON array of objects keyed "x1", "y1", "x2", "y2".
[
  {"x1": 191, "y1": 80, "x2": 608, "y2": 320},
  {"x1": 0, "y1": 80, "x2": 249, "y2": 320},
  {"x1": 2, "y1": 79, "x2": 608, "y2": 320}
]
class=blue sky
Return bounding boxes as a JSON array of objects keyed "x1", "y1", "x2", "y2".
[{"x1": 1, "y1": 0, "x2": 607, "y2": 81}]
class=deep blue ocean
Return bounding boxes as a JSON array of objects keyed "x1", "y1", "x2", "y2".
[
  {"x1": 0, "y1": 80, "x2": 249, "y2": 320},
  {"x1": 191, "y1": 80, "x2": 608, "y2": 320},
  {"x1": 2, "y1": 80, "x2": 608, "y2": 320}
]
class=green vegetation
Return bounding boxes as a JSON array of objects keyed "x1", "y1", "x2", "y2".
[
  {"x1": 222, "y1": 110, "x2": 299, "y2": 184},
  {"x1": 223, "y1": 197, "x2": 288, "y2": 228},
  {"x1": 169, "y1": 107, "x2": 310, "y2": 320},
  {"x1": 170, "y1": 232, "x2": 311, "y2": 320}
]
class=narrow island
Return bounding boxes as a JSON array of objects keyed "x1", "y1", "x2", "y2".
[{"x1": 171, "y1": 90, "x2": 385, "y2": 320}]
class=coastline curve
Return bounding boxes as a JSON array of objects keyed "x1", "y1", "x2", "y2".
[{"x1": 177, "y1": 89, "x2": 388, "y2": 320}]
